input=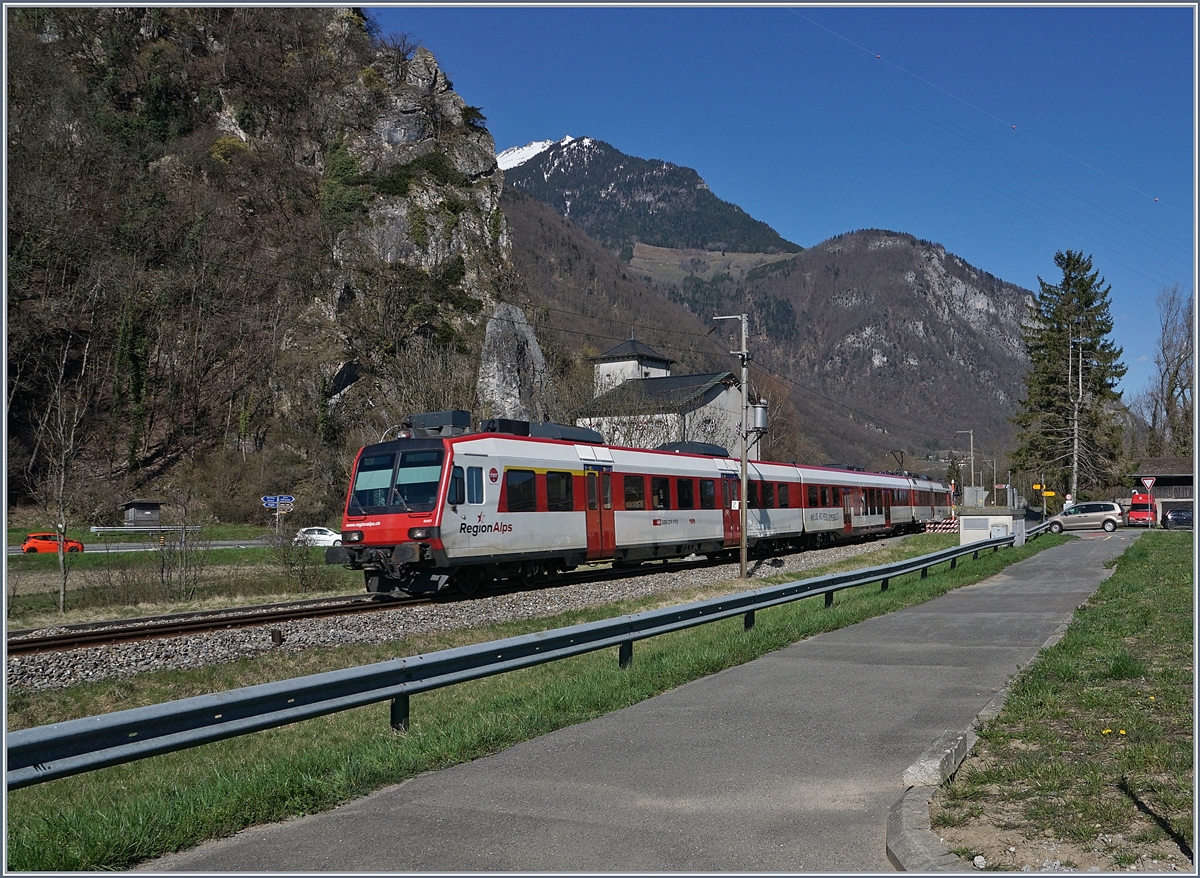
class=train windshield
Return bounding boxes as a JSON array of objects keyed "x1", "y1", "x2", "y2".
[{"x1": 349, "y1": 448, "x2": 445, "y2": 514}]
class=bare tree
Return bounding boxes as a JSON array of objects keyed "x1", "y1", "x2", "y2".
[{"x1": 1139, "y1": 285, "x2": 1194, "y2": 458}]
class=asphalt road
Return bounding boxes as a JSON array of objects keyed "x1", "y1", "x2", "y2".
[{"x1": 138, "y1": 529, "x2": 1138, "y2": 873}]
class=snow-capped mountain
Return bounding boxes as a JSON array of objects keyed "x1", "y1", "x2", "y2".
[
  {"x1": 498, "y1": 136, "x2": 800, "y2": 255},
  {"x1": 497, "y1": 136, "x2": 578, "y2": 171}
]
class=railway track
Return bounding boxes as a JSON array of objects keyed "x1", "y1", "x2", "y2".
[
  {"x1": 5, "y1": 541, "x2": 887, "y2": 657},
  {"x1": 5, "y1": 593, "x2": 426, "y2": 656},
  {"x1": 4, "y1": 553, "x2": 728, "y2": 656}
]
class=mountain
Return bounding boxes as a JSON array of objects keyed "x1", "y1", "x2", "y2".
[
  {"x1": 661, "y1": 228, "x2": 1033, "y2": 459},
  {"x1": 500, "y1": 136, "x2": 802, "y2": 257}
]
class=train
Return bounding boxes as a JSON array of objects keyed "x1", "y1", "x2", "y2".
[{"x1": 325, "y1": 410, "x2": 955, "y2": 596}]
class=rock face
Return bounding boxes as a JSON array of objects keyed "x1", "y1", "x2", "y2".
[
  {"x1": 335, "y1": 45, "x2": 508, "y2": 299},
  {"x1": 476, "y1": 303, "x2": 556, "y2": 421}
]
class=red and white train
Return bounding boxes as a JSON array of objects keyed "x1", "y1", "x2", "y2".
[{"x1": 327, "y1": 411, "x2": 954, "y2": 595}]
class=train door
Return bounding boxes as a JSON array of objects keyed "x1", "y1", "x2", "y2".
[
  {"x1": 883, "y1": 489, "x2": 892, "y2": 529},
  {"x1": 843, "y1": 486, "x2": 854, "y2": 534},
  {"x1": 722, "y1": 477, "x2": 741, "y2": 548},
  {"x1": 584, "y1": 468, "x2": 616, "y2": 560}
]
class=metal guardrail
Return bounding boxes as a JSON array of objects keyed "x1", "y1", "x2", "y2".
[{"x1": 8, "y1": 528, "x2": 1044, "y2": 790}]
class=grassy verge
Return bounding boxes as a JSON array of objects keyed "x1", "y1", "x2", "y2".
[
  {"x1": 7, "y1": 532, "x2": 1065, "y2": 870},
  {"x1": 932, "y1": 532, "x2": 1193, "y2": 869}
]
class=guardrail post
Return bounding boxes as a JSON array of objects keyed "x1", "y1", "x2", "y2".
[
  {"x1": 973, "y1": 550, "x2": 979, "y2": 560},
  {"x1": 619, "y1": 640, "x2": 633, "y2": 669},
  {"x1": 390, "y1": 693, "x2": 409, "y2": 732},
  {"x1": 880, "y1": 578, "x2": 889, "y2": 592},
  {"x1": 743, "y1": 610, "x2": 755, "y2": 631},
  {"x1": 921, "y1": 567, "x2": 928, "y2": 579},
  {"x1": 950, "y1": 557, "x2": 957, "y2": 570},
  {"x1": 825, "y1": 590, "x2": 834, "y2": 608}
]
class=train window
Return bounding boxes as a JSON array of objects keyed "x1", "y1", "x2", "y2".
[
  {"x1": 677, "y1": 478, "x2": 695, "y2": 509},
  {"x1": 808, "y1": 485, "x2": 818, "y2": 507},
  {"x1": 779, "y1": 484, "x2": 789, "y2": 507},
  {"x1": 546, "y1": 471, "x2": 573, "y2": 511},
  {"x1": 700, "y1": 479, "x2": 716, "y2": 509},
  {"x1": 651, "y1": 477, "x2": 670, "y2": 510},
  {"x1": 762, "y1": 482, "x2": 775, "y2": 509},
  {"x1": 505, "y1": 469, "x2": 536, "y2": 512},
  {"x1": 820, "y1": 486, "x2": 830, "y2": 507},
  {"x1": 624, "y1": 475, "x2": 645, "y2": 510},
  {"x1": 747, "y1": 481, "x2": 759, "y2": 508},
  {"x1": 602, "y1": 472, "x2": 612, "y2": 510},
  {"x1": 587, "y1": 472, "x2": 598, "y2": 510},
  {"x1": 832, "y1": 486, "x2": 841, "y2": 506},
  {"x1": 467, "y1": 467, "x2": 484, "y2": 504},
  {"x1": 391, "y1": 450, "x2": 444, "y2": 512},
  {"x1": 351, "y1": 452, "x2": 395, "y2": 511},
  {"x1": 448, "y1": 467, "x2": 466, "y2": 506}
]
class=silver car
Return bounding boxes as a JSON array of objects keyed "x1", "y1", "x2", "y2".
[
  {"x1": 1046, "y1": 501, "x2": 1123, "y2": 533},
  {"x1": 293, "y1": 526, "x2": 342, "y2": 546}
]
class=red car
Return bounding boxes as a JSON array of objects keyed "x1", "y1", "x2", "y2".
[{"x1": 21, "y1": 532, "x2": 84, "y2": 554}]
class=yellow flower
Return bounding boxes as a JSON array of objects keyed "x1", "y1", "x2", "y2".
[
  {"x1": 1149, "y1": 696, "x2": 1155, "y2": 701},
  {"x1": 1102, "y1": 729, "x2": 1112, "y2": 735},
  {"x1": 1119, "y1": 729, "x2": 1127, "y2": 735}
]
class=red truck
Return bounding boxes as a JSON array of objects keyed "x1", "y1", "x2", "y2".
[{"x1": 1126, "y1": 493, "x2": 1158, "y2": 527}]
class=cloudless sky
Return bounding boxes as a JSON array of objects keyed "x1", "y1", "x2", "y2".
[{"x1": 368, "y1": 4, "x2": 1196, "y2": 399}]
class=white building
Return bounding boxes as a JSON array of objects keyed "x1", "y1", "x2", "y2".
[{"x1": 576, "y1": 338, "x2": 756, "y2": 459}]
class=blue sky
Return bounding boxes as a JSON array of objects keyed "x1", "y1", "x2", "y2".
[{"x1": 367, "y1": 4, "x2": 1196, "y2": 398}]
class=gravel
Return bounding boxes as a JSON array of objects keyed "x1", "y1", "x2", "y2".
[{"x1": 7, "y1": 539, "x2": 902, "y2": 693}]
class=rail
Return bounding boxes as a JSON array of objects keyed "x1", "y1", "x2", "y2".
[{"x1": 8, "y1": 527, "x2": 1046, "y2": 790}]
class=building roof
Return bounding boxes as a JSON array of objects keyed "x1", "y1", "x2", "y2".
[
  {"x1": 1131, "y1": 457, "x2": 1195, "y2": 479},
  {"x1": 590, "y1": 337, "x2": 676, "y2": 366},
  {"x1": 583, "y1": 372, "x2": 736, "y2": 416}
]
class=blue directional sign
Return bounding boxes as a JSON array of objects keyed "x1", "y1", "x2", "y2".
[
  {"x1": 278, "y1": 495, "x2": 295, "y2": 504},
  {"x1": 262, "y1": 495, "x2": 278, "y2": 508}
]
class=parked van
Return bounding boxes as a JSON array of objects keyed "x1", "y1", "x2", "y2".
[
  {"x1": 1046, "y1": 501, "x2": 1124, "y2": 533},
  {"x1": 1126, "y1": 493, "x2": 1157, "y2": 527}
]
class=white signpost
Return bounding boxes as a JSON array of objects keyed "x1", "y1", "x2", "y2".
[{"x1": 262, "y1": 495, "x2": 296, "y2": 537}]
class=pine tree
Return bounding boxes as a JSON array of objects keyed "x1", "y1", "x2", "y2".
[{"x1": 1011, "y1": 251, "x2": 1126, "y2": 498}]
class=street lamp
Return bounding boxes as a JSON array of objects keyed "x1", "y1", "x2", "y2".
[
  {"x1": 713, "y1": 313, "x2": 751, "y2": 579},
  {"x1": 955, "y1": 430, "x2": 974, "y2": 504}
]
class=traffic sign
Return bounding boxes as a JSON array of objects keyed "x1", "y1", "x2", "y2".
[
  {"x1": 1140, "y1": 477, "x2": 1156, "y2": 491},
  {"x1": 1042, "y1": 491, "x2": 1057, "y2": 497},
  {"x1": 262, "y1": 495, "x2": 278, "y2": 508},
  {"x1": 278, "y1": 495, "x2": 295, "y2": 503}
]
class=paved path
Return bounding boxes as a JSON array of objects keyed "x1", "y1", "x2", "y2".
[{"x1": 139, "y1": 531, "x2": 1137, "y2": 872}]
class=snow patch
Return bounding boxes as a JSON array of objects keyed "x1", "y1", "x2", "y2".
[{"x1": 497, "y1": 136, "x2": 576, "y2": 170}]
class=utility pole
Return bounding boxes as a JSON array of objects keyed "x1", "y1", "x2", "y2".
[{"x1": 714, "y1": 314, "x2": 750, "y2": 579}]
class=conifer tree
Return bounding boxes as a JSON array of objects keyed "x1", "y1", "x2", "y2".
[{"x1": 1011, "y1": 251, "x2": 1126, "y2": 497}]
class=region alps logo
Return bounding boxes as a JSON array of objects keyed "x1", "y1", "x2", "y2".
[{"x1": 460, "y1": 514, "x2": 513, "y2": 537}]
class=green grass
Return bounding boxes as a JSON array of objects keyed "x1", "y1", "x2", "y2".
[
  {"x1": 6, "y1": 532, "x2": 1066, "y2": 870},
  {"x1": 932, "y1": 532, "x2": 1193, "y2": 864}
]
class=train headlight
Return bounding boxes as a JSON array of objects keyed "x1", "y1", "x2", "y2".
[
  {"x1": 408, "y1": 526, "x2": 440, "y2": 540},
  {"x1": 344, "y1": 531, "x2": 364, "y2": 543}
]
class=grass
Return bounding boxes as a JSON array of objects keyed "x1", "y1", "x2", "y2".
[
  {"x1": 931, "y1": 531, "x2": 1194, "y2": 866},
  {"x1": 6, "y1": 532, "x2": 1066, "y2": 870}
]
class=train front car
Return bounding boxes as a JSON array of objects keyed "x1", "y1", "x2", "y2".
[{"x1": 329, "y1": 437, "x2": 454, "y2": 595}]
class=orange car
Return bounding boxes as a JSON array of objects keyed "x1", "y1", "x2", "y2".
[{"x1": 21, "y1": 532, "x2": 84, "y2": 554}]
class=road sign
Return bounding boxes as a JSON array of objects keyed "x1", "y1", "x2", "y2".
[
  {"x1": 1032, "y1": 484, "x2": 1042, "y2": 491},
  {"x1": 1042, "y1": 491, "x2": 1057, "y2": 497},
  {"x1": 278, "y1": 495, "x2": 295, "y2": 503},
  {"x1": 995, "y1": 484, "x2": 1008, "y2": 490},
  {"x1": 1141, "y1": 477, "x2": 1156, "y2": 490},
  {"x1": 262, "y1": 495, "x2": 278, "y2": 508}
]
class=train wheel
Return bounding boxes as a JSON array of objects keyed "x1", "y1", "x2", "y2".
[{"x1": 456, "y1": 569, "x2": 485, "y2": 596}]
